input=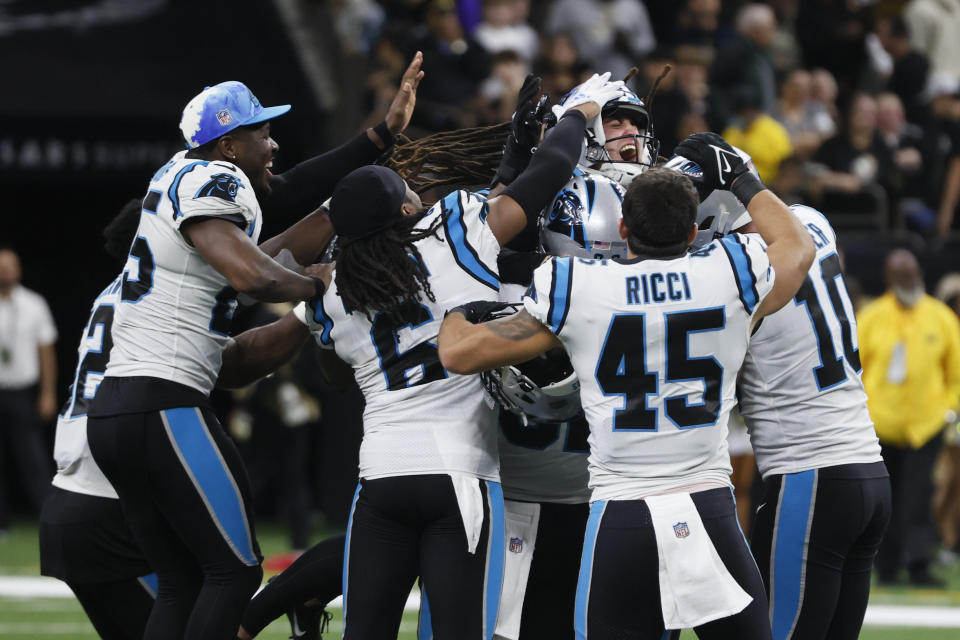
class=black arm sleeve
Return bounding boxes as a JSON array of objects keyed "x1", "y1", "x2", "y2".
[
  {"x1": 264, "y1": 127, "x2": 386, "y2": 219},
  {"x1": 501, "y1": 110, "x2": 585, "y2": 224}
]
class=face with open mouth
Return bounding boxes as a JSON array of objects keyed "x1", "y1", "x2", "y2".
[
  {"x1": 602, "y1": 116, "x2": 645, "y2": 163},
  {"x1": 228, "y1": 121, "x2": 279, "y2": 195}
]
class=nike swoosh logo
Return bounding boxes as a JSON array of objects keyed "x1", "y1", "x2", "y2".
[{"x1": 712, "y1": 146, "x2": 737, "y2": 185}]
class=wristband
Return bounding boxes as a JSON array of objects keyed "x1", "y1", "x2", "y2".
[
  {"x1": 731, "y1": 172, "x2": 766, "y2": 206},
  {"x1": 373, "y1": 121, "x2": 395, "y2": 149}
]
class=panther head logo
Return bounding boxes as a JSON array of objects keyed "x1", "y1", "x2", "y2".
[{"x1": 195, "y1": 173, "x2": 244, "y2": 202}]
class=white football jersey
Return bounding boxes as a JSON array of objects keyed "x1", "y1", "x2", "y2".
[
  {"x1": 299, "y1": 190, "x2": 500, "y2": 481},
  {"x1": 53, "y1": 278, "x2": 122, "y2": 498},
  {"x1": 496, "y1": 283, "x2": 590, "y2": 504},
  {"x1": 104, "y1": 152, "x2": 262, "y2": 395},
  {"x1": 738, "y1": 206, "x2": 882, "y2": 478},
  {"x1": 524, "y1": 234, "x2": 775, "y2": 501}
]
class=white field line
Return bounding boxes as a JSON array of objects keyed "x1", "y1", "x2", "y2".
[{"x1": 2, "y1": 577, "x2": 959, "y2": 628}]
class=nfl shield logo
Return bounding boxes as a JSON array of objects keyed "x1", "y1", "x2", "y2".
[
  {"x1": 216, "y1": 109, "x2": 234, "y2": 126},
  {"x1": 509, "y1": 537, "x2": 523, "y2": 553},
  {"x1": 673, "y1": 522, "x2": 690, "y2": 538}
]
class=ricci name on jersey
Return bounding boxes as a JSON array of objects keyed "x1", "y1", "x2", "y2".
[{"x1": 625, "y1": 272, "x2": 692, "y2": 305}]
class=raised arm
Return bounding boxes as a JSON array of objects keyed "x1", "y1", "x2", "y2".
[
  {"x1": 485, "y1": 73, "x2": 625, "y2": 245},
  {"x1": 673, "y1": 132, "x2": 815, "y2": 318},
  {"x1": 265, "y1": 52, "x2": 424, "y2": 218},
  {"x1": 257, "y1": 206, "x2": 333, "y2": 265}
]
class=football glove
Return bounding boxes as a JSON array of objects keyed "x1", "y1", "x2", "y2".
[
  {"x1": 446, "y1": 300, "x2": 513, "y2": 324},
  {"x1": 549, "y1": 73, "x2": 626, "y2": 147},
  {"x1": 673, "y1": 132, "x2": 766, "y2": 205},
  {"x1": 491, "y1": 75, "x2": 550, "y2": 187}
]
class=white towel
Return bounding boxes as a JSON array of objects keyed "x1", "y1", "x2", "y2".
[
  {"x1": 493, "y1": 500, "x2": 540, "y2": 640},
  {"x1": 450, "y1": 473, "x2": 485, "y2": 554},
  {"x1": 645, "y1": 492, "x2": 752, "y2": 629}
]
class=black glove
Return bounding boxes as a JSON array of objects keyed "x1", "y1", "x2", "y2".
[
  {"x1": 491, "y1": 75, "x2": 550, "y2": 187},
  {"x1": 447, "y1": 300, "x2": 512, "y2": 324},
  {"x1": 673, "y1": 132, "x2": 766, "y2": 204}
]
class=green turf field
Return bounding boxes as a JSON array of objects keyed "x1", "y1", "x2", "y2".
[{"x1": 3, "y1": 519, "x2": 960, "y2": 639}]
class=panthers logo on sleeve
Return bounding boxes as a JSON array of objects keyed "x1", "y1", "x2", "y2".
[{"x1": 194, "y1": 173, "x2": 244, "y2": 202}]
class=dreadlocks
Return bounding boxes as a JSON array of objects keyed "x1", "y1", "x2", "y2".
[
  {"x1": 335, "y1": 214, "x2": 446, "y2": 323},
  {"x1": 387, "y1": 122, "x2": 510, "y2": 194}
]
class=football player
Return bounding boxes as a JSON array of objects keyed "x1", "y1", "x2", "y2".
[
  {"x1": 667, "y1": 153, "x2": 890, "y2": 639},
  {"x1": 437, "y1": 132, "x2": 815, "y2": 639},
  {"x1": 85, "y1": 54, "x2": 424, "y2": 640},
  {"x1": 294, "y1": 74, "x2": 622, "y2": 640}
]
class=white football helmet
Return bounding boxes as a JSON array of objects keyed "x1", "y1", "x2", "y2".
[
  {"x1": 541, "y1": 168, "x2": 627, "y2": 260},
  {"x1": 552, "y1": 83, "x2": 659, "y2": 187},
  {"x1": 663, "y1": 145, "x2": 757, "y2": 249}
]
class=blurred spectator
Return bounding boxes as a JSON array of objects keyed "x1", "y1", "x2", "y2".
[
  {"x1": 812, "y1": 93, "x2": 895, "y2": 219},
  {"x1": 0, "y1": 247, "x2": 56, "y2": 531},
  {"x1": 770, "y1": 154, "x2": 808, "y2": 205},
  {"x1": 774, "y1": 68, "x2": 836, "y2": 159},
  {"x1": 876, "y1": 92, "x2": 937, "y2": 231},
  {"x1": 721, "y1": 86, "x2": 793, "y2": 183},
  {"x1": 766, "y1": 0, "x2": 802, "y2": 73},
  {"x1": 934, "y1": 273, "x2": 960, "y2": 562},
  {"x1": 408, "y1": 0, "x2": 491, "y2": 130},
  {"x1": 875, "y1": 14, "x2": 931, "y2": 128},
  {"x1": 671, "y1": 0, "x2": 734, "y2": 49},
  {"x1": 858, "y1": 249, "x2": 960, "y2": 586},
  {"x1": 473, "y1": 0, "x2": 538, "y2": 61},
  {"x1": 332, "y1": 0, "x2": 386, "y2": 56},
  {"x1": 544, "y1": 0, "x2": 656, "y2": 81},
  {"x1": 478, "y1": 50, "x2": 529, "y2": 125},
  {"x1": 810, "y1": 67, "x2": 841, "y2": 124},
  {"x1": 937, "y1": 121, "x2": 960, "y2": 240},
  {"x1": 904, "y1": 0, "x2": 960, "y2": 99},
  {"x1": 533, "y1": 32, "x2": 591, "y2": 104},
  {"x1": 795, "y1": 0, "x2": 871, "y2": 101},
  {"x1": 710, "y1": 3, "x2": 778, "y2": 129},
  {"x1": 362, "y1": 25, "x2": 410, "y2": 131}
]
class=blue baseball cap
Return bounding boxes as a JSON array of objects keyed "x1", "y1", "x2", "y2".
[{"x1": 179, "y1": 81, "x2": 291, "y2": 149}]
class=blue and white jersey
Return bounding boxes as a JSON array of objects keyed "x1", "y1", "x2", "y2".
[
  {"x1": 53, "y1": 278, "x2": 122, "y2": 498},
  {"x1": 524, "y1": 235, "x2": 775, "y2": 501},
  {"x1": 104, "y1": 152, "x2": 262, "y2": 395},
  {"x1": 299, "y1": 190, "x2": 500, "y2": 481},
  {"x1": 738, "y1": 206, "x2": 882, "y2": 478}
]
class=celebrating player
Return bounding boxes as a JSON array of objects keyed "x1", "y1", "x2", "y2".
[
  {"x1": 293, "y1": 74, "x2": 623, "y2": 640},
  {"x1": 437, "y1": 132, "x2": 815, "y2": 639},
  {"x1": 85, "y1": 54, "x2": 423, "y2": 640}
]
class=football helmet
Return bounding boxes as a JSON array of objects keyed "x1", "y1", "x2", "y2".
[
  {"x1": 541, "y1": 168, "x2": 627, "y2": 260},
  {"x1": 551, "y1": 83, "x2": 659, "y2": 186},
  {"x1": 663, "y1": 146, "x2": 757, "y2": 249},
  {"x1": 478, "y1": 306, "x2": 582, "y2": 425}
]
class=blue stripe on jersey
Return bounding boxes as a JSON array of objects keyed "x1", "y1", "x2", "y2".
[
  {"x1": 418, "y1": 587, "x2": 434, "y2": 640},
  {"x1": 771, "y1": 470, "x2": 817, "y2": 640},
  {"x1": 342, "y1": 483, "x2": 361, "y2": 633},
  {"x1": 138, "y1": 573, "x2": 159, "y2": 598},
  {"x1": 168, "y1": 161, "x2": 210, "y2": 220},
  {"x1": 547, "y1": 257, "x2": 574, "y2": 334},
  {"x1": 442, "y1": 191, "x2": 500, "y2": 291},
  {"x1": 311, "y1": 297, "x2": 334, "y2": 345},
  {"x1": 484, "y1": 481, "x2": 505, "y2": 640},
  {"x1": 160, "y1": 407, "x2": 257, "y2": 566},
  {"x1": 575, "y1": 500, "x2": 606, "y2": 640},
  {"x1": 720, "y1": 235, "x2": 759, "y2": 314}
]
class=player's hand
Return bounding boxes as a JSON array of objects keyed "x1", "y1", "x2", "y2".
[
  {"x1": 446, "y1": 300, "x2": 511, "y2": 324},
  {"x1": 491, "y1": 75, "x2": 549, "y2": 187},
  {"x1": 551, "y1": 73, "x2": 624, "y2": 123},
  {"x1": 674, "y1": 132, "x2": 766, "y2": 203},
  {"x1": 303, "y1": 262, "x2": 335, "y2": 289},
  {"x1": 385, "y1": 51, "x2": 425, "y2": 135}
]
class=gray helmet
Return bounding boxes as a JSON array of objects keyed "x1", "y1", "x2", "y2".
[
  {"x1": 663, "y1": 145, "x2": 757, "y2": 249},
  {"x1": 541, "y1": 168, "x2": 627, "y2": 260},
  {"x1": 481, "y1": 343, "x2": 582, "y2": 426}
]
